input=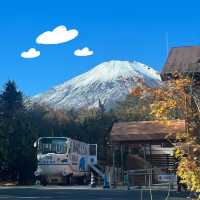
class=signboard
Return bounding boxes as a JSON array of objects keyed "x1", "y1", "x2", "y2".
[{"x1": 158, "y1": 174, "x2": 177, "y2": 183}]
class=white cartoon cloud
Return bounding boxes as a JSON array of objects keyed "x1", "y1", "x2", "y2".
[
  {"x1": 74, "y1": 47, "x2": 94, "y2": 56},
  {"x1": 21, "y1": 48, "x2": 40, "y2": 59},
  {"x1": 36, "y1": 25, "x2": 79, "y2": 45}
]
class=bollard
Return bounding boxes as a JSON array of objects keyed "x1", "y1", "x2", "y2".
[
  {"x1": 90, "y1": 172, "x2": 96, "y2": 188},
  {"x1": 103, "y1": 175, "x2": 110, "y2": 189}
]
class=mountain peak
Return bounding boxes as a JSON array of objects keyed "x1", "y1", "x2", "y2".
[
  {"x1": 92, "y1": 60, "x2": 161, "y2": 80},
  {"x1": 32, "y1": 60, "x2": 161, "y2": 110}
]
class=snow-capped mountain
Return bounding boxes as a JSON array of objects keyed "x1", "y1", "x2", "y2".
[{"x1": 32, "y1": 60, "x2": 161, "y2": 110}]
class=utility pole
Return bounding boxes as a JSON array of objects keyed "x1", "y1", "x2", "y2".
[{"x1": 166, "y1": 32, "x2": 169, "y2": 58}]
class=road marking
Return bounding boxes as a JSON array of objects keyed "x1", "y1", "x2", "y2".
[
  {"x1": 0, "y1": 197, "x2": 54, "y2": 199},
  {"x1": 98, "y1": 198, "x2": 113, "y2": 200},
  {"x1": 16, "y1": 197, "x2": 52, "y2": 199},
  {"x1": 17, "y1": 198, "x2": 40, "y2": 199}
]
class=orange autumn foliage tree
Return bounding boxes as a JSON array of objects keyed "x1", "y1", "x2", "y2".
[{"x1": 131, "y1": 77, "x2": 200, "y2": 197}]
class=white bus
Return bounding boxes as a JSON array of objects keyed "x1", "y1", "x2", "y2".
[{"x1": 34, "y1": 137, "x2": 97, "y2": 185}]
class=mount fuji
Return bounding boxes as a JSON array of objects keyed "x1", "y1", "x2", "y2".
[{"x1": 32, "y1": 60, "x2": 161, "y2": 110}]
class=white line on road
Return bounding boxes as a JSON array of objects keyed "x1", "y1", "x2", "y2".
[
  {"x1": 0, "y1": 197, "x2": 53, "y2": 199},
  {"x1": 16, "y1": 197, "x2": 52, "y2": 199},
  {"x1": 97, "y1": 198, "x2": 113, "y2": 200}
]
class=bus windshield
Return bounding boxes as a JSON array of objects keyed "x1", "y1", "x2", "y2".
[{"x1": 38, "y1": 138, "x2": 67, "y2": 154}]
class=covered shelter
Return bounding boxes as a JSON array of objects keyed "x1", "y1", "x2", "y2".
[
  {"x1": 111, "y1": 120, "x2": 185, "y2": 143},
  {"x1": 110, "y1": 120, "x2": 186, "y2": 186},
  {"x1": 161, "y1": 46, "x2": 200, "y2": 81}
]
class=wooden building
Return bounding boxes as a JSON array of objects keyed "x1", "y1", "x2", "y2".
[
  {"x1": 109, "y1": 46, "x2": 199, "y2": 186},
  {"x1": 110, "y1": 120, "x2": 185, "y2": 186},
  {"x1": 161, "y1": 46, "x2": 200, "y2": 81}
]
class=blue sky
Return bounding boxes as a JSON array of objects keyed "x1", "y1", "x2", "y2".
[{"x1": 0, "y1": 0, "x2": 200, "y2": 95}]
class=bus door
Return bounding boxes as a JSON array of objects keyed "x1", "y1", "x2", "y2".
[{"x1": 89, "y1": 144, "x2": 97, "y2": 165}]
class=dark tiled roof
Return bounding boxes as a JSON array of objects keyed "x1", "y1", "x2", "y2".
[
  {"x1": 161, "y1": 46, "x2": 200, "y2": 79},
  {"x1": 110, "y1": 120, "x2": 185, "y2": 142}
]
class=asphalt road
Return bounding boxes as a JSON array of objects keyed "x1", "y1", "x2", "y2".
[{"x1": 0, "y1": 186, "x2": 188, "y2": 200}]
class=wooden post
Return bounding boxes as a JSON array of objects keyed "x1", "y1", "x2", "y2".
[
  {"x1": 149, "y1": 143, "x2": 152, "y2": 166},
  {"x1": 149, "y1": 143, "x2": 152, "y2": 186},
  {"x1": 120, "y1": 143, "x2": 124, "y2": 183},
  {"x1": 144, "y1": 144, "x2": 147, "y2": 187},
  {"x1": 112, "y1": 145, "x2": 116, "y2": 188}
]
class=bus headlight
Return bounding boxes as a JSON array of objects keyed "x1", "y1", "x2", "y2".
[
  {"x1": 34, "y1": 168, "x2": 42, "y2": 176},
  {"x1": 34, "y1": 171, "x2": 40, "y2": 176}
]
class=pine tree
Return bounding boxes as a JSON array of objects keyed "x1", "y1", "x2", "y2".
[{"x1": 0, "y1": 80, "x2": 25, "y2": 182}]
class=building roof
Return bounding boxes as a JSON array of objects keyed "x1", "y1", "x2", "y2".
[
  {"x1": 110, "y1": 120, "x2": 185, "y2": 143},
  {"x1": 161, "y1": 46, "x2": 200, "y2": 80}
]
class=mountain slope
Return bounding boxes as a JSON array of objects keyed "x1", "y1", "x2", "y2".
[{"x1": 32, "y1": 60, "x2": 161, "y2": 110}]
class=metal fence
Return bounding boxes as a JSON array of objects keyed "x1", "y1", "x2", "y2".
[{"x1": 126, "y1": 167, "x2": 177, "y2": 189}]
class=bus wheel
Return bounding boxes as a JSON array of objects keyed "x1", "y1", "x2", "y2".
[
  {"x1": 64, "y1": 175, "x2": 72, "y2": 185},
  {"x1": 40, "y1": 176, "x2": 48, "y2": 186},
  {"x1": 82, "y1": 175, "x2": 88, "y2": 185},
  {"x1": 77, "y1": 176, "x2": 87, "y2": 185}
]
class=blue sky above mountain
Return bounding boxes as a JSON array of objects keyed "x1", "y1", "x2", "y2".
[{"x1": 0, "y1": 0, "x2": 200, "y2": 95}]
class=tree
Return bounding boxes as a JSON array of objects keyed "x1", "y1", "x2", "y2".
[
  {"x1": 0, "y1": 80, "x2": 24, "y2": 116},
  {"x1": 0, "y1": 81, "x2": 24, "y2": 180},
  {"x1": 0, "y1": 80, "x2": 38, "y2": 184},
  {"x1": 114, "y1": 94, "x2": 152, "y2": 122},
  {"x1": 71, "y1": 107, "x2": 115, "y2": 163},
  {"x1": 131, "y1": 77, "x2": 200, "y2": 198}
]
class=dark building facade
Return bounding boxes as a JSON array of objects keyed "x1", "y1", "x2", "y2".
[
  {"x1": 161, "y1": 46, "x2": 200, "y2": 81},
  {"x1": 110, "y1": 120, "x2": 185, "y2": 186}
]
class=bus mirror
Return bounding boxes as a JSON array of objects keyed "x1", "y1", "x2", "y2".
[{"x1": 33, "y1": 141, "x2": 37, "y2": 148}]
